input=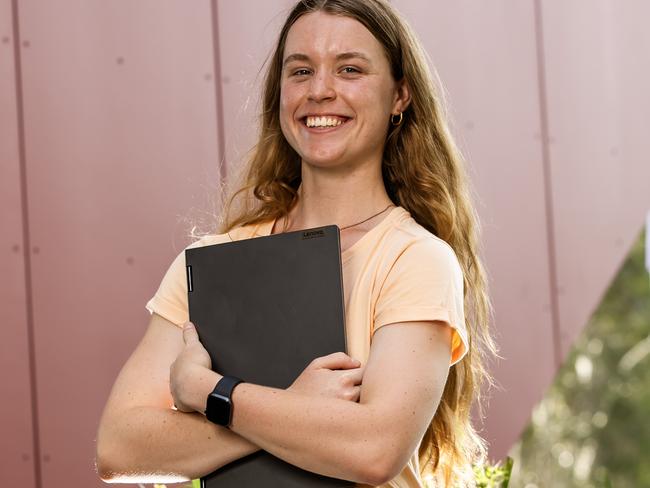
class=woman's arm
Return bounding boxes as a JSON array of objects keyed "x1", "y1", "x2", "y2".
[
  {"x1": 175, "y1": 319, "x2": 453, "y2": 486},
  {"x1": 95, "y1": 313, "x2": 261, "y2": 483}
]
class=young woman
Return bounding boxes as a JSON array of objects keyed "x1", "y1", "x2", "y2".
[{"x1": 96, "y1": 1, "x2": 497, "y2": 486}]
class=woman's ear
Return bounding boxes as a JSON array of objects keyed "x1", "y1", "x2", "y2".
[{"x1": 392, "y1": 78, "x2": 412, "y2": 114}]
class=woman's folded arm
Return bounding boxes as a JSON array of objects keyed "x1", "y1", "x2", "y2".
[{"x1": 95, "y1": 313, "x2": 261, "y2": 483}]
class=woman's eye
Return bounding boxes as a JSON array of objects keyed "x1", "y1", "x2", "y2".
[
  {"x1": 341, "y1": 66, "x2": 360, "y2": 74},
  {"x1": 292, "y1": 69, "x2": 311, "y2": 76}
]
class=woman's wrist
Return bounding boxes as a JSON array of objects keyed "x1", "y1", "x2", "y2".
[{"x1": 185, "y1": 365, "x2": 223, "y2": 414}]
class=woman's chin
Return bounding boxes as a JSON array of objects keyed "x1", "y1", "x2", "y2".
[
  {"x1": 301, "y1": 158, "x2": 351, "y2": 172},
  {"x1": 300, "y1": 151, "x2": 350, "y2": 170}
]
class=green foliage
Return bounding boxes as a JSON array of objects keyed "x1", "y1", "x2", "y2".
[
  {"x1": 510, "y1": 228, "x2": 650, "y2": 486},
  {"x1": 473, "y1": 457, "x2": 513, "y2": 487}
]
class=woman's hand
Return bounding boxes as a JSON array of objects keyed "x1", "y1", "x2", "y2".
[
  {"x1": 288, "y1": 352, "x2": 365, "y2": 402},
  {"x1": 170, "y1": 322, "x2": 216, "y2": 413}
]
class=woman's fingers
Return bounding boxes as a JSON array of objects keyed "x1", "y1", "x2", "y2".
[
  {"x1": 311, "y1": 351, "x2": 361, "y2": 370},
  {"x1": 289, "y1": 352, "x2": 364, "y2": 402},
  {"x1": 344, "y1": 366, "x2": 365, "y2": 385}
]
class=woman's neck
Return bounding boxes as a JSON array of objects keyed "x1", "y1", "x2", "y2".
[{"x1": 278, "y1": 160, "x2": 394, "y2": 232}]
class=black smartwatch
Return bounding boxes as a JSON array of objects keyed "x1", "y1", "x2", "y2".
[{"x1": 205, "y1": 375, "x2": 244, "y2": 427}]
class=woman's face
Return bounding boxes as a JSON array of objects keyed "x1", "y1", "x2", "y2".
[{"x1": 279, "y1": 12, "x2": 408, "y2": 172}]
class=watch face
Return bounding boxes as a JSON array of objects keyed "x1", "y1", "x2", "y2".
[{"x1": 207, "y1": 393, "x2": 232, "y2": 426}]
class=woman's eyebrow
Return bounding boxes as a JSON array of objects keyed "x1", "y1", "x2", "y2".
[
  {"x1": 335, "y1": 51, "x2": 371, "y2": 63},
  {"x1": 282, "y1": 51, "x2": 372, "y2": 66},
  {"x1": 283, "y1": 53, "x2": 310, "y2": 66}
]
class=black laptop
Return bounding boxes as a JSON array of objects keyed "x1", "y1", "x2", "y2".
[{"x1": 185, "y1": 224, "x2": 354, "y2": 487}]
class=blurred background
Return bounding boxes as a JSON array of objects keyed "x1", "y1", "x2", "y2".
[{"x1": 1, "y1": 0, "x2": 648, "y2": 486}]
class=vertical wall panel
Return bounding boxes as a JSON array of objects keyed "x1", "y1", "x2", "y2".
[
  {"x1": 394, "y1": 1, "x2": 554, "y2": 460},
  {"x1": 0, "y1": 1, "x2": 37, "y2": 485},
  {"x1": 541, "y1": 1, "x2": 650, "y2": 359},
  {"x1": 17, "y1": 0, "x2": 219, "y2": 485}
]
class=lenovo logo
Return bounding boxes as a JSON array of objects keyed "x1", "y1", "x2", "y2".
[{"x1": 302, "y1": 230, "x2": 325, "y2": 240}]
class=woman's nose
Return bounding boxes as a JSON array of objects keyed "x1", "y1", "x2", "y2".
[{"x1": 307, "y1": 71, "x2": 336, "y2": 102}]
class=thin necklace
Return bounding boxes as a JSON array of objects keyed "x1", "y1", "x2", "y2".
[
  {"x1": 229, "y1": 203, "x2": 396, "y2": 241},
  {"x1": 339, "y1": 204, "x2": 395, "y2": 230}
]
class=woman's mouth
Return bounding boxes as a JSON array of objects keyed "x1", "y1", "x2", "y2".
[{"x1": 302, "y1": 115, "x2": 351, "y2": 130}]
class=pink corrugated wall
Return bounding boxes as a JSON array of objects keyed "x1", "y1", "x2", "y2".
[{"x1": 1, "y1": 1, "x2": 648, "y2": 485}]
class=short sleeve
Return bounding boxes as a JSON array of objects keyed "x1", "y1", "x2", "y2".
[
  {"x1": 145, "y1": 235, "x2": 226, "y2": 327},
  {"x1": 373, "y1": 237, "x2": 469, "y2": 366},
  {"x1": 145, "y1": 247, "x2": 191, "y2": 327}
]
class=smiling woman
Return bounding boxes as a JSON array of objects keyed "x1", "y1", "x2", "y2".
[
  {"x1": 95, "y1": 1, "x2": 497, "y2": 487},
  {"x1": 278, "y1": 12, "x2": 407, "y2": 174}
]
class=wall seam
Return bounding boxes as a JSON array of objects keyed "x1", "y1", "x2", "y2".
[
  {"x1": 11, "y1": 0, "x2": 43, "y2": 486},
  {"x1": 210, "y1": 0, "x2": 227, "y2": 186},
  {"x1": 533, "y1": 0, "x2": 562, "y2": 369}
]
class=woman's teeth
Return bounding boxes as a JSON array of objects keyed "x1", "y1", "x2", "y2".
[{"x1": 305, "y1": 116, "x2": 345, "y2": 128}]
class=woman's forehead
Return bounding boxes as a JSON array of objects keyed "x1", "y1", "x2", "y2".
[{"x1": 283, "y1": 11, "x2": 385, "y2": 63}]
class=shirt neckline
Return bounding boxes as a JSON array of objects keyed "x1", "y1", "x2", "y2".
[{"x1": 253, "y1": 206, "x2": 407, "y2": 261}]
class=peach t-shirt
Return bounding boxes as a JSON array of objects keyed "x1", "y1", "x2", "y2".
[{"x1": 146, "y1": 206, "x2": 468, "y2": 487}]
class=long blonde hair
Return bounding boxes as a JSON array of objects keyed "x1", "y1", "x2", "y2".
[{"x1": 220, "y1": 1, "x2": 498, "y2": 485}]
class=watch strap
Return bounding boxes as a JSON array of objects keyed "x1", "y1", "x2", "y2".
[{"x1": 214, "y1": 375, "x2": 244, "y2": 398}]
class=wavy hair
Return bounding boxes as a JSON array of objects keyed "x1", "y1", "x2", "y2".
[{"x1": 219, "y1": 1, "x2": 498, "y2": 485}]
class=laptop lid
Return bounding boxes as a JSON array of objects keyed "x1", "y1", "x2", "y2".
[{"x1": 185, "y1": 224, "x2": 354, "y2": 487}]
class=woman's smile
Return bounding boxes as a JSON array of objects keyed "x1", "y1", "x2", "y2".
[
  {"x1": 301, "y1": 114, "x2": 353, "y2": 133},
  {"x1": 303, "y1": 114, "x2": 349, "y2": 128}
]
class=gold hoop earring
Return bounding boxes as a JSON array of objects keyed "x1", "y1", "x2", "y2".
[{"x1": 390, "y1": 112, "x2": 403, "y2": 126}]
